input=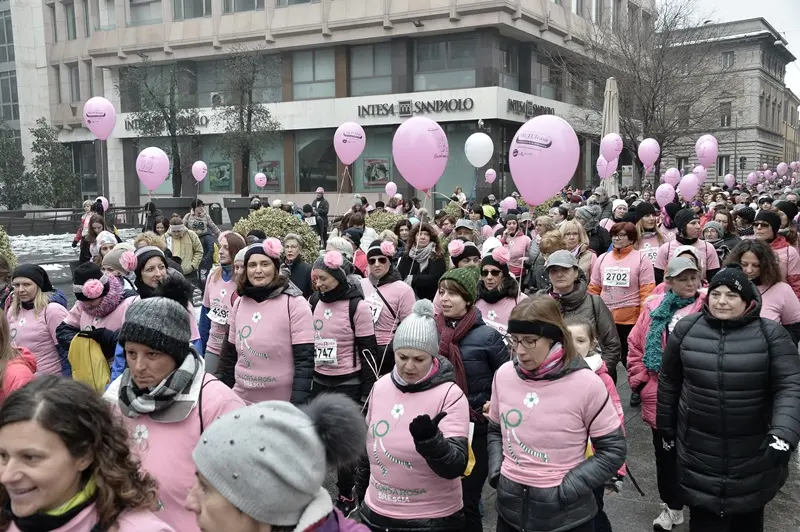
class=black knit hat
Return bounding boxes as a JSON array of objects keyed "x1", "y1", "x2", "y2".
[
  {"x1": 134, "y1": 246, "x2": 167, "y2": 279},
  {"x1": 708, "y1": 264, "x2": 755, "y2": 306},
  {"x1": 367, "y1": 240, "x2": 396, "y2": 260},
  {"x1": 665, "y1": 203, "x2": 682, "y2": 221},
  {"x1": 72, "y1": 262, "x2": 110, "y2": 302},
  {"x1": 755, "y1": 210, "x2": 780, "y2": 236},
  {"x1": 480, "y1": 246, "x2": 511, "y2": 277},
  {"x1": 634, "y1": 201, "x2": 657, "y2": 222},
  {"x1": 736, "y1": 206, "x2": 756, "y2": 224},
  {"x1": 674, "y1": 209, "x2": 699, "y2": 235},
  {"x1": 775, "y1": 201, "x2": 798, "y2": 225},
  {"x1": 343, "y1": 228, "x2": 363, "y2": 249},
  {"x1": 244, "y1": 239, "x2": 283, "y2": 272},
  {"x1": 302, "y1": 204, "x2": 313, "y2": 213},
  {"x1": 447, "y1": 238, "x2": 481, "y2": 266},
  {"x1": 11, "y1": 264, "x2": 53, "y2": 293}
]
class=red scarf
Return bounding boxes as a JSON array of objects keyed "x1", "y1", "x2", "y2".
[{"x1": 435, "y1": 306, "x2": 480, "y2": 420}]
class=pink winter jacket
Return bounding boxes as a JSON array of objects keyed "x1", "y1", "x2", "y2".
[
  {"x1": 627, "y1": 293, "x2": 704, "y2": 429},
  {"x1": 0, "y1": 348, "x2": 36, "y2": 404}
]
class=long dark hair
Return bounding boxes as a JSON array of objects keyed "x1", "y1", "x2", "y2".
[
  {"x1": 86, "y1": 214, "x2": 106, "y2": 243},
  {"x1": 725, "y1": 239, "x2": 782, "y2": 288},
  {"x1": 0, "y1": 377, "x2": 158, "y2": 531},
  {"x1": 404, "y1": 223, "x2": 443, "y2": 259}
]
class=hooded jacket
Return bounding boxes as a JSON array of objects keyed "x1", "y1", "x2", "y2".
[
  {"x1": 0, "y1": 347, "x2": 36, "y2": 404},
  {"x1": 355, "y1": 357, "x2": 469, "y2": 530},
  {"x1": 657, "y1": 292, "x2": 800, "y2": 516}
]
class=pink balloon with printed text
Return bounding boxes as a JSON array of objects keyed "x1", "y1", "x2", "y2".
[
  {"x1": 777, "y1": 162, "x2": 788, "y2": 177},
  {"x1": 392, "y1": 117, "x2": 449, "y2": 192},
  {"x1": 600, "y1": 133, "x2": 623, "y2": 163},
  {"x1": 747, "y1": 172, "x2": 758, "y2": 185},
  {"x1": 723, "y1": 174, "x2": 735, "y2": 188},
  {"x1": 596, "y1": 155, "x2": 617, "y2": 180},
  {"x1": 136, "y1": 147, "x2": 170, "y2": 192},
  {"x1": 192, "y1": 161, "x2": 207, "y2": 183},
  {"x1": 655, "y1": 183, "x2": 675, "y2": 207},
  {"x1": 637, "y1": 138, "x2": 660, "y2": 169},
  {"x1": 692, "y1": 165, "x2": 707, "y2": 184},
  {"x1": 96, "y1": 196, "x2": 109, "y2": 212},
  {"x1": 664, "y1": 168, "x2": 681, "y2": 187},
  {"x1": 485, "y1": 169, "x2": 497, "y2": 184},
  {"x1": 254, "y1": 173, "x2": 267, "y2": 188},
  {"x1": 695, "y1": 135, "x2": 718, "y2": 168},
  {"x1": 83, "y1": 97, "x2": 117, "y2": 141},
  {"x1": 334, "y1": 122, "x2": 366, "y2": 165}
]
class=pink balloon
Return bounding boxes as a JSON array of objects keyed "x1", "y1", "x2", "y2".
[
  {"x1": 695, "y1": 134, "x2": 718, "y2": 152},
  {"x1": 485, "y1": 169, "x2": 497, "y2": 184},
  {"x1": 791, "y1": 162, "x2": 798, "y2": 171},
  {"x1": 696, "y1": 139, "x2": 718, "y2": 168},
  {"x1": 757, "y1": 171, "x2": 764, "y2": 179},
  {"x1": 793, "y1": 172, "x2": 798, "y2": 179},
  {"x1": 765, "y1": 170, "x2": 774, "y2": 180},
  {"x1": 655, "y1": 183, "x2": 675, "y2": 207},
  {"x1": 757, "y1": 183, "x2": 765, "y2": 192},
  {"x1": 509, "y1": 115, "x2": 579, "y2": 205},
  {"x1": 385, "y1": 182, "x2": 397, "y2": 197},
  {"x1": 596, "y1": 155, "x2": 618, "y2": 180},
  {"x1": 392, "y1": 117, "x2": 449, "y2": 192},
  {"x1": 192, "y1": 161, "x2": 207, "y2": 183},
  {"x1": 664, "y1": 167, "x2": 681, "y2": 186},
  {"x1": 679, "y1": 174, "x2": 700, "y2": 201},
  {"x1": 638, "y1": 138, "x2": 660, "y2": 168},
  {"x1": 501, "y1": 197, "x2": 517, "y2": 211},
  {"x1": 254, "y1": 172, "x2": 267, "y2": 188},
  {"x1": 747, "y1": 172, "x2": 758, "y2": 185},
  {"x1": 136, "y1": 147, "x2": 170, "y2": 192},
  {"x1": 600, "y1": 133, "x2": 624, "y2": 163},
  {"x1": 692, "y1": 165, "x2": 707, "y2": 184},
  {"x1": 723, "y1": 174, "x2": 735, "y2": 188},
  {"x1": 777, "y1": 162, "x2": 788, "y2": 176},
  {"x1": 83, "y1": 97, "x2": 116, "y2": 141},
  {"x1": 96, "y1": 196, "x2": 109, "y2": 212},
  {"x1": 333, "y1": 122, "x2": 366, "y2": 165}
]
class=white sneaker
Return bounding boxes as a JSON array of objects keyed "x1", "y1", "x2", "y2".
[{"x1": 653, "y1": 503, "x2": 684, "y2": 530}]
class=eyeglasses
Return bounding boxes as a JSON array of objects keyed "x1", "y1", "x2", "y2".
[
  {"x1": 285, "y1": 244, "x2": 300, "y2": 250},
  {"x1": 481, "y1": 269, "x2": 502, "y2": 277},
  {"x1": 754, "y1": 222, "x2": 772, "y2": 229},
  {"x1": 612, "y1": 234, "x2": 629, "y2": 240},
  {"x1": 368, "y1": 257, "x2": 388, "y2": 265},
  {"x1": 504, "y1": 335, "x2": 539, "y2": 351}
]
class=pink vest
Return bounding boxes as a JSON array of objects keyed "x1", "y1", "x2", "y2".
[
  {"x1": 359, "y1": 279, "x2": 416, "y2": 346},
  {"x1": 475, "y1": 293, "x2": 527, "y2": 336},
  {"x1": 203, "y1": 273, "x2": 238, "y2": 355},
  {"x1": 312, "y1": 298, "x2": 375, "y2": 377},
  {"x1": 227, "y1": 294, "x2": 314, "y2": 404},
  {"x1": 365, "y1": 373, "x2": 469, "y2": 519},
  {"x1": 7, "y1": 303, "x2": 68, "y2": 376}
]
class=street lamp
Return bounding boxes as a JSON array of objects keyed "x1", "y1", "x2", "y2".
[{"x1": 733, "y1": 110, "x2": 743, "y2": 177}]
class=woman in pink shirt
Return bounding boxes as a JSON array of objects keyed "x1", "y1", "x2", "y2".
[
  {"x1": 498, "y1": 215, "x2": 531, "y2": 278},
  {"x1": 488, "y1": 297, "x2": 625, "y2": 532},
  {"x1": 634, "y1": 202, "x2": 665, "y2": 266},
  {"x1": 217, "y1": 239, "x2": 314, "y2": 405},
  {"x1": 726, "y1": 239, "x2": 800, "y2": 343},
  {"x1": 6, "y1": 264, "x2": 69, "y2": 376},
  {"x1": 0, "y1": 312, "x2": 35, "y2": 405},
  {"x1": 355, "y1": 299, "x2": 470, "y2": 531},
  {"x1": 475, "y1": 246, "x2": 527, "y2": 336},
  {"x1": 0, "y1": 376, "x2": 174, "y2": 531},
  {"x1": 753, "y1": 209, "x2": 800, "y2": 297}
]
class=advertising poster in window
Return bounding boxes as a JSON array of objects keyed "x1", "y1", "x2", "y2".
[
  {"x1": 363, "y1": 157, "x2": 391, "y2": 188},
  {"x1": 208, "y1": 162, "x2": 233, "y2": 192},
  {"x1": 256, "y1": 160, "x2": 281, "y2": 189}
]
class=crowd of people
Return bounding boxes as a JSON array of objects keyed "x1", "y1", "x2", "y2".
[{"x1": 0, "y1": 180, "x2": 794, "y2": 532}]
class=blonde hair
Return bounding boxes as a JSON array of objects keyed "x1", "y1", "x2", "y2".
[
  {"x1": 133, "y1": 232, "x2": 166, "y2": 251},
  {"x1": 636, "y1": 218, "x2": 665, "y2": 248},
  {"x1": 539, "y1": 230, "x2": 566, "y2": 255},
  {"x1": 9, "y1": 289, "x2": 49, "y2": 320},
  {"x1": 559, "y1": 220, "x2": 589, "y2": 250},
  {"x1": 379, "y1": 230, "x2": 398, "y2": 246},
  {"x1": 535, "y1": 216, "x2": 556, "y2": 234}
]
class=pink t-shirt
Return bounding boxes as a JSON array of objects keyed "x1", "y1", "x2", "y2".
[
  {"x1": 7, "y1": 505, "x2": 175, "y2": 532},
  {"x1": 365, "y1": 373, "x2": 469, "y2": 519},
  {"x1": 654, "y1": 239, "x2": 720, "y2": 276},
  {"x1": 488, "y1": 362, "x2": 620, "y2": 488},
  {"x1": 312, "y1": 298, "x2": 375, "y2": 377},
  {"x1": 227, "y1": 293, "x2": 314, "y2": 404},
  {"x1": 590, "y1": 249, "x2": 655, "y2": 311},
  {"x1": 476, "y1": 293, "x2": 527, "y2": 336},
  {"x1": 359, "y1": 279, "x2": 415, "y2": 346},
  {"x1": 203, "y1": 273, "x2": 238, "y2": 355},
  {"x1": 637, "y1": 232, "x2": 663, "y2": 265},
  {"x1": 8, "y1": 303, "x2": 68, "y2": 375},
  {"x1": 63, "y1": 297, "x2": 134, "y2": 332},
  {"x1": 758, "y1": 282, "x2": 800, "y2": 325}
]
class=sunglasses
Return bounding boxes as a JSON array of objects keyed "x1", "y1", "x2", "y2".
[
  {"x1": 481, "y1": 269, "x2": 502, "y2": 277},
  {"x1": 754, "y1": 222, "x2": 772, "y2": 228},
  {"x1": 368, "y1": 257, "x2": 388, "y2": 265}
]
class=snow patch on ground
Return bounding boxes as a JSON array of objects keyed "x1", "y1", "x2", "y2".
[{"x1": 10, "y1": 228, "x2": 140, "y2": 264}]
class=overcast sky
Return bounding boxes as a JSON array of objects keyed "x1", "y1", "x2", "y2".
[{"x1": 698, "y1": 0, "x2": 800, "y2": 95}]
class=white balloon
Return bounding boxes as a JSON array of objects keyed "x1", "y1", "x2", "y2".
[{"x1": 464, "y1": 132, "x2": 494, "y2": 168}]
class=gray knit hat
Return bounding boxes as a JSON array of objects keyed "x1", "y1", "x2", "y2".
[
  {"x1": 393, "y1": 300, "x2": 439, "y2": 357},
  {"x1": 312, "y1": 250, "x2": 348, "y2": 284},
  {"x1": 192, "y1": 394, "x2": 366, "y2": 527}
]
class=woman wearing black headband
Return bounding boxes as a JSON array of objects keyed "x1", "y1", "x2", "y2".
[{"x1": 487, "y1": 296, "x2": 626, "y2": 532}]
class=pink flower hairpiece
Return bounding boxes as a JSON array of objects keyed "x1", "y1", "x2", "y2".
[
  {"x1": 82, "y1": 279, "x2": 105, "y2": 299},
  {"x1": 491, "y1": 246, "x2": 510, "y2": 265},
  {"x1": 380, "y1": 241, "x2": 396, "y2": 257},
  {"x1": 448, "y1": 239, "x2": 465, "y2": 257},
  {"x1": 263, "y1": 238, "x2": 283, "y2": 259},
  {"x1": 120, "y1": 251, "x2": 137, "y2": 272},
  {"x1": 324, "y1": 250, "x2": 344, "y2": 269}
]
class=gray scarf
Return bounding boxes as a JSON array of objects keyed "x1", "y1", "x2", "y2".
[
  {"x1": 405, "y1": 243, "x2": 434, "y2": 285},
  {"x1": 117, "y1": 352, "x2": 201, "y2": 418}
]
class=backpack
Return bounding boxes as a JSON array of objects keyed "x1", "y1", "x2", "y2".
[{"x1": 69, "y1": 336, "x2": 110, "y2": 392}]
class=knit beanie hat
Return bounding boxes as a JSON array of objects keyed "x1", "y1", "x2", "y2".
[
  {"x1": 664, "y1": 203, "x2": 682, "y2": 221},
  {"x1": 775, "y1": 201, "x2": 798, "y2": 224},
  {"x1": 674, "y1": 209, "x2": 699, "y2": 235},
  {"x1": 393, "y1": 300, "x2": 439, "y2": 356},
  {"x1": 708, "y1": 264, "x2": 755, "y2": 306},
  {"x1": 447, "y1": 238, "x2": 481, "y2": 266},
  {"x1": 302, "y1": 204, "x2": 313, "y2": 214},
  {"x1": 575, "y1": 205, "x2": 601, "y2": 225},
  {"x1": 702, "y1": 221, "x2": 725, "y2": 239},
  {"x1": 234, "y1": 248, "x2": 247, "y2": 264},
  {"x1": 244, "y1": 238, "x2": 283, "y2": 271},
  {"x1": 326, "y1": 237, "x2": 354, "y2": 261},
  {"x1": 95, "y1": 231, "x2": 116, "y2": 248},
  {"x1": 367, "y1": 240, "x2": 396, "y2": 260},
  {"x1": 192, "y1": 394, "x2": 365, "y2": 527},
  {"x1": 102, "y1": 247, "x2": 138, "y2": 274},
  {"x1": 343, "y1": 228, "x2": 364, "y2": 249},
  {"x1": 736, "y1": 206, "x2": 756, "y2": 224},
  {"x1": 11, "y1": 264, "x2": 53, "y2": 293},
  {"x1": 119, "y1": 274, "x2": 192, "y2": 364},
  {"x1": 612, "y1": 199, "x2": 628, "y2": 214},
  {"x1": 480, "y1": 246, "x2": 511, "y2": 276},
  {"x1": 634, "y1": 201, "x2": 657, "y2": 222},
  {"x1": 134, "y1": 246, "x2": 166, "y2": 277},
  {"x1": 755, "y1": 210, "x2": 780, "y2": 236},
  {"x1": 312, "y1": 250, "x2": 348, "y2": 285},
  {"x1": 438, "y1": 266, "x2": 480, "y2": 305},
  {"x1": 72, "y1": 262, "x2": 110, "y2": 302}
]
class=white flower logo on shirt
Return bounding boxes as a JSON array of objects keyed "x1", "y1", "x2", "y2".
[
  {"x1": 487, "y1": 310, "x2": 497, "y2": 320},
  {"x1": 324, "y1": 309, "x2": 333, "y2": 320},
  {"x1": 252, "y1": 312, "x2": 262, "y2": 323},
  {"x1": 17, "y1": 318, "x2": 25, "y2": 327},
  {"x1": 93, "y1": 317, "x2": 101, "y2": 325},
  {"x1": 133, "y1": 424, "x2": 149, "y2": 446},
  {"x1": 524, "y1": 392, "x2": 539, "y2": 408},
  {"x1": 391, "y1": 404, "x2": 404, "y2": 419},
  {"x1": 220, "y1": 289, "x2": 227, "y2": 298}
]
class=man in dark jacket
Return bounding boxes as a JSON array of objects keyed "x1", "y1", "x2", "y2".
[
  {"x1": 575, "y1": 204, "x2": 611, "y2": 256},
  {"x1": 282, "y1": 233, "x2": 313, "y2": 299},
  {"x1": 594, "y1": 186, "x2": 614, "y2": 221},
  {"x1": 657, "y1": 265, "x2": 800, "y2": 531},
  {"x1": 312, "y1": 187, "x2": 330, "y2": 247}
]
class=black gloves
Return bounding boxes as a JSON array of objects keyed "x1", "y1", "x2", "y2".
[
  {"x1": 409, "y1": 412, "x2": 447, "y2": 442},
  {"x1": 765, "y1": 435, "x2": 792, "y2": 467},
  {"x1": 72, "y1": 240, "x2": 79, "y2": 248},
  {"x1": 77, "y1": 327, "x2": 108, "y2": 341}
]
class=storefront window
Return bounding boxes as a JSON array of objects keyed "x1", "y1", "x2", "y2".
[
  {"x1": 353, "y1": 127, "x2": 395, "y2": 193},
  {"x1": 293, "y1": 49, "x2": 335, "y2": 100},
  {"x1": 413, "y1": 36, "x2": 476, "y2": 91},
  {"x1": 249, "y1": 137, "x2": 285, "y2": 193},
  {"x1": 350, "y1": 43, "x2": 392, "y2": 97},
  {"x1": 296, "y1": 129, "x2": 337, "y2": 192}
]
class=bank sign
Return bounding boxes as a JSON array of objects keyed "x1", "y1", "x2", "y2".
[
  {"x1": 357, "y1": 98, "x2": 474, "y2": 118},
  {"x1": 506, "y1": 98, "x2": 555, "y2": 118}
]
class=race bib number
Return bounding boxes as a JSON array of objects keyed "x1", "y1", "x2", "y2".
[
  {"x1": 314, "y1": 339, "x2": 338, "y2": 366},
  {"x1": 484, "y1": 319, "x2": 507, "y2": 336},
  {"x1": 603, "y1": 267, "x2": 631, "y2": 287},
  {"x1": 642, "y1": 247, "x2": 659, "y2": 264},
  {"x1": 305, "y1": 217, "x2": 317, "y2": 226},
  {"x1": 208, "y1": 306, "x2": 229, "y2": 325},
  {"x1": 367, "y1": 295, "x2": 384, "y2": 323}
]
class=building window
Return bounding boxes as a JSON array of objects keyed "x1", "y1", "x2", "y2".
[
  {"x1": 223, "y1": 0, "x2": 264, "y2": 14},
  {"x1": 49, "y1": 5, "x2": 58, "y2": 42},
  {"x1": 572, "y1": 0, "x2": 584, "y2": 16},
  {"x1": 0, "y1": 11, "x2": 13, "y2": 63},
  {"x1": 174, "y1": 0, "x2": 211, "y2": 20},
  {"x1": 676, "y1": 157, "x2": 689, "y2": 173},
  {"x1": 277, "y1": 0, "x2": 320, "y2": 5},
  {"x1": 612, "y1": 0, "x2": 621, "y2": 31},
  {"x1": 722, "y1": 51, "x2": 734, "y2": 70},
  {"x1": 0, "y1": 72, "x2": 18, "y2": 121},
  {"x1": 717, "y1": 155, "x2": 730, "y2": 178},
  {"x1": 128, "y1": 0, "x2": 162, "y2": 26},
  {"x1": 414, "y1": 36, "x2": 476, "y2": 91},
  {"x1": 350, "y1": 43, "x2": 392, "y2": 97},
  {"x1": 68, "y1": 64, "x2": 80, "y2": 102},
  {"x1": 296, "y1": 129, "x2": 337, "y2": 192},
  {"x1": 499, "y1": 41, "x2": 519, "y2": 90},
  {"x1": 293, "y1": 49, "x2": 335, "y2": 100},
  {"x1": 720, "y1": 102, "x2": 731, "y2": 127},
  {"x1": 86, "y1": 61, "x2": 93, "y2": 96},
  {"x1": 66, "y1": 2, "x2": 77, "y2": 40},
  {"x1": 54, "y1": 67, "x2": 62, "y2": 103},
  {"x1": 678, "y1": 105, "x2": 690, "y2": 129}
]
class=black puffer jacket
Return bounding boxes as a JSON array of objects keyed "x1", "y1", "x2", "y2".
[
  {"x1": 284, "y1": 259, "x2": 313, "y2": 299},
  {"x1": 488, "y1": 358, "x2": 627, "y2": 531},
  {"x1": 355, "y1": 357, "x2": 468, "y2": 530},
  {"x1": 657, "y1": 294, "x2": 800, "y2": 516}
]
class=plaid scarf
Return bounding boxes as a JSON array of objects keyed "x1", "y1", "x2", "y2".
[{"x1": 118, "y1": 352, "x2": 200, "y2": 418}]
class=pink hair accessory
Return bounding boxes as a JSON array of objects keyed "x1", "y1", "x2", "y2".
[
  {"x1": 263, "y1": 237, "x2": 283, "y2": 259},
  {"x1": 448, "y1": 239, "x2": 465, "y2": 257},
  {"x1": 491, "y1": 246, "x2": 510, "y2": 265},
  {"x1": 324, "y1": 250, "x2": 344, "y2": 269},
  {"x1": 120, "y1": 251, "x2": 137, "y2": 272},
  {"x1": 380, "y1": 241, "x2": 396, "y2": 257},
  {"x1": 82, "y1": 279, "x2": 105, "y2": 299}
]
